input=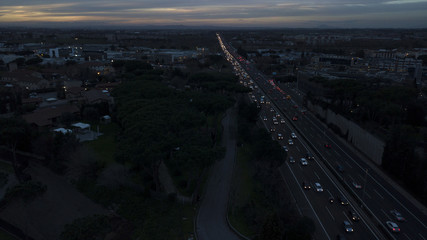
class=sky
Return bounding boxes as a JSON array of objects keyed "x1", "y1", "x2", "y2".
[{"x1": 0, "y1": 0, "x2": 427, "y2": 28}]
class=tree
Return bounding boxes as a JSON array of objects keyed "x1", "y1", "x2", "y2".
[
  {"x1": 14, "y1": 57, "x2": 26, "y2": 66},
  {"x1": 0, "y1": 118, "x2": 32, "y2": 182},
  {"x1": 25, "y1": 57, "x2": 43, "y2": 65},
  {"x1": 286, "y1": 216, "x2": 315, "y2": 240},
  {"x1": 61, "y1": 215, "x2": 111, "y2": 240},
  {"x1": 417, "y1": 55, "x2": 427, "y2": 66},
  {"x1": 259, "y1": 213, "x2": 282, "y2": 240}
]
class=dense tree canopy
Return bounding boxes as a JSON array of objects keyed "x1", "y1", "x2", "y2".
[{"x1": 113, "y1": 70, "x2": 235, "y2": 193}]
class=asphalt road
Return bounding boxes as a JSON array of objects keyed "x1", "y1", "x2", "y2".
[
  {"x1": 218, "y1": 33, "x2": 427, "y2": 240},
  {"x1": 268, "y1": 81, "x2": 427, "y2": 240},
  {"x1": 244, "y1": 58, "x2": 427, "y2": 239},
  {"x1": 196, "y1": 106, "x2": 241, "y2": 240}
]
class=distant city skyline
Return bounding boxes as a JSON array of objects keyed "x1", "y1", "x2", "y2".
[{"x1": 1, "y1": 0, "x2": 427, "y2": 28}]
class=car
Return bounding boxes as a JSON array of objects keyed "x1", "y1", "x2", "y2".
[
  {"x1": 270, "y1": 108, "x2": 274, "y2": 112},
  {"x1": 300, "y1": 158, "x2": 308, "y2": 166},
  {"x1": 329, "y1": 196, "x2": 334, "y2": 203},
  {"x1": 276, "y1": 113, "x2": 281, "y2": 118},
  {"x1": 302, "y1": 181, "x2": 311, "y2": 190},
  {"x1": 263, "y1": 116, "x2": 268, "y2": 121},
  {"x1": 293, "y1": 104, "x2": 298, "y2": 108},
  {"x1": 348, "y1": 210, "x2": 360, "y2": 221},
  {"x1": 292, "y1": 116, "x2": 298, "y2": 121},
  {"x1": 270, "y1": 127, "x2": 276, "y2": 132},
  {"x1": 386, "y1": 221, "x2": 400, "y2": 233},
  {"x1": 390, "y1": 210, "x2": 406, "y2": 222},
  {"x1": 277, "y1": 133, "x2": 283, "y2": 140},
  {"x1": 324, "y1": 143, "x2": 331, "y2": 148},
  {"x1": 289, "y1": 156, "x2": 295, "y2": 163},
  {"x1": 352, "y1": 182, "x2": 362, "y2": 189},
  {"x1": 288, "y1": 139, "x2": 294, "y2": 145},
  {"x1": 314, "y1": 182, "x2": 323, "y2": 192},
  {"x1": 273, "y1": 121, "x2": 279, "y2": 125},
  {"x1": 343, "y1": 221, "x2": 353, "y2": 233},
  {"x1": 306, "y1": 152, "x2": 314, "y2": 160},
  {"x1": 280, "y1": 118, "x2": 285, "y2": 124},
  {"x1": 283, "y1": 146, "x2": 288, "y2": 152},
  {"x1": 337, "y1": 195, "x2": 349, "y2": 205},
  {"x1": 291, "y1": 132, "x2": 297, "y2": 138},
  {"x1": 256, "y1": 104, "x2": 261, "y2": 109}
]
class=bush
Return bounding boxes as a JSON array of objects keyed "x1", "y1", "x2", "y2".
[
  {"x1": 2, "y1": 181, "x2": 46, "y2": 203},
  {"x1": 60, "y1": 214, "x2": 111, "y2": 240},
  {"x1": 0, "y1": 172, "x2": 8, "y2": 188}
]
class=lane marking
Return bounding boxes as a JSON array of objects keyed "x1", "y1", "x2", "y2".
[
  {"x1": 288, "y1": 127, "x2": 380, "y2": 239},
  {"x1": 334, "y1": 150, "x2": 341, "y2": 157},
  {"x1": 365, "y1": 191, "x2": 372, "y2": 199},
  {"x1": 380, "y1": 209, "x2": 390, "y2": 220},
  {"x1": 403, "y1": 233, "x2": 411, "y2": 240},
  {"x1": 279, "y1": 167, "x2": 303, "y2": 216},
  {"x1": 419, "y1": 233, "x2": 426, "y2": 240},
  {"x1": 374, "y1": 189, "x2": 384, "y2": 199},
  {"x1": 314, "y1": 171, "x2": 320, "y2": 180},
  {"x1": 245, "y1": 60, "x2": 382, "y2": 238},
  {"x1": 286, "y1": 161, "x2": 331, "y2": 240},
  {"x1": 344, "y1": 160, "x2": 353, "y2": 169},
  {"x1": 303, "y1": 112, "x2": 427, "y2": 229},
  {"x1": 325, "y1": 206, "x2": 335, "y2": 221},
  {"x1": 343, "y1": 211, "x2": 352, "y2": 223}
]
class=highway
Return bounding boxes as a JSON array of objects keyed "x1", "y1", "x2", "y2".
[{"x1": 217, "y1": 33, "x2": 427, "y2": 240}]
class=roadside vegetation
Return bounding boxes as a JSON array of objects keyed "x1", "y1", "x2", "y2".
[
  {"x1": 62, "y1": 59, "x2": 247, "y2": 239},
  {"x1": 228, "y1": 100, "x2": 315, "y2": 240},
  {"x1": 0, "y1": 53, "x2": 246, "y2": 239}
]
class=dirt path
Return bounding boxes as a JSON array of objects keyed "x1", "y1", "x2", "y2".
[{"x1": 196, "y1": 105, "x2": 241, "y2": 240}]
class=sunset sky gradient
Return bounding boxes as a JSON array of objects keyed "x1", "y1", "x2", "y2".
[{"x1": 0, "y1": 0, "x2": 426, "y2": 28}]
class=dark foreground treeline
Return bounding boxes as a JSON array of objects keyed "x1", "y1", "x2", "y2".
[{"x1": 228, "y1": 100, "x2": 315, "y2": 240}]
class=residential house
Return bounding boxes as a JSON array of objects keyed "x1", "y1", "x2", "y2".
[
  {"x1": 1, "y1": 69, "x2": 51, "y2": 91},
  {"x1": 22, "y1": 104, "x2": 80, "y2": 127}
]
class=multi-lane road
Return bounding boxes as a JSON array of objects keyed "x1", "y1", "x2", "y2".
[{"x1": 217, "y1": 33, "x2": 427, "y2": 240}]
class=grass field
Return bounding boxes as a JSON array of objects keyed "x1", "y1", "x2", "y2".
[
  {"x1": 227, "y1": 146, "x2": 257, "y2": 237},
  {"x1": 85, "y1": 123, "x2": 119, "y2": 166}
]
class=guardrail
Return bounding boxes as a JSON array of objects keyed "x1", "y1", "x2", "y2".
[{"x1": 264, "y1": 86, "x2": 395, "y2": 240}]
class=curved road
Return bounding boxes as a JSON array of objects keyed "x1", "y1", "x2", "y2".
[{"x1": 196, "y1": 106, "x2": 241, "y2": 240}]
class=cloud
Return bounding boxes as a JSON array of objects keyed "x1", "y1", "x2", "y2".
[
  {"x1": 0, "y1": 0, "x2": 426, "y2": 27},
  {"x1": 383, "y1": 0, "x2": 427, "y2": 4}
]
